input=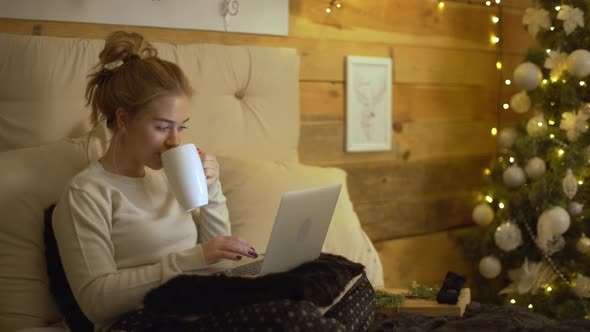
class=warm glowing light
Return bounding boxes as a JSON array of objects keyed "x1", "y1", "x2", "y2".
[
  {"x1": 537, "y1": 122, "x2": 543, "y2": 127},
  {"x1": 558, "y1": 149, "x2": 565, "y2": 156},
  {"x1": 579, "y1": 180, "x2": 584, "y2": 185},
  {"x1": 550, "y1": 26, "x2": 555, "y2": 31},
  {"x1": 485, "y1": 196, "x2": 493, "y2": 203},
  {"x1": 503, "y1": 103, "x2": 509, "y2": 110},
  {"x1": 505, "y1": 79, "x2": 511, "y2": 85},
  {"x1": 325, "y1": 7, "x2": 332, "y2": 13},
  {"x1": 546, "y1": 286, "x2": 553, "y2": 292},
  {"x1": 551, "y1": 76, "x2": 559, "y2": 83},
  {"x1": 510, "y1": 299, "x2": 516, "y2": 304},
  {"x1": 491, "y1": 35, "x2": 500, "y2": 44},
  {"x1": 491, "y1": 127, "x2": 498, "y2": 136},
  {"x1": 509, "y1": 157, "x2": 515, "y2": 163},
  {"x1": 550, "y1": 134, "x2": 555, "y2": 139},
  {"x1": 542, "y1": 79, "x2": 548, "y2": 84},
  {"x1": 496, "y1": 61, "x2": 502, "y2": 70},
  {"x1": 495, "y1": 0, "x2": 500, "y2": 3},
  {"x1": 336, "y1": 3, "x2": 341, "y2": 8},
  {"x1": 484, "y1": 168, "x2": 491, "y2": 176},
  {"x1": 548, "y1": 120, "x2": 555, "y2": 125},
  {"x1": 438, "y1": 1, "x2": 445, "y2": 9},
  {"x1": 555, "y1": 6, "x2": 561, "y2": 11},
  {"x1": 499, "y1": 202, "x2": 505, "y2": 209},
  {"x1": 546, "y1": 49, "x2": 552, "y2": 54},
  {"x1": 562, "y1": 79, "x2": 567, "y2": 83},
  {"x1": 581, "y1": 81, "x2": 586, "y2": 86},
  {"x1": 485, "y1": 1, "x2": 492, "y2": 6},
  {"x1": 528, "y1": 304, "x2": 533, "y2": 309},
  {"x1": 492, "y1": 16, "x2": 499, "y2": 24}
]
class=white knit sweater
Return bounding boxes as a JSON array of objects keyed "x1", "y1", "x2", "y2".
[{"x1": 52, "y1": 160, "x2": 230, "y2": 331}]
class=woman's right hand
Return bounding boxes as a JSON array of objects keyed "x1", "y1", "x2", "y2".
[{"x1": 201, "y1": 236, "x2": 258, "y2": 265}]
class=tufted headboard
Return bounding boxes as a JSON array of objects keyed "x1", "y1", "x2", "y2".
[{"x1": 0, "y1": 33, "x2": 299, "y2": 161}]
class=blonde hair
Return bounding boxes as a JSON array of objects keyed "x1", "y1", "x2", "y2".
[{"x1": 85, "y1": 31, "x2": 193, "y2": 131}]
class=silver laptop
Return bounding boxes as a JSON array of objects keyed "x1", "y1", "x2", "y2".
[{"x1": 219, "y1": 184, "x2": 342, "y2": 277}]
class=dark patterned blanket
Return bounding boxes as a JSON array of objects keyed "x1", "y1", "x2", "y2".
[{"x1": 367, "y1": 301, "x2": 590, "y2": 332}]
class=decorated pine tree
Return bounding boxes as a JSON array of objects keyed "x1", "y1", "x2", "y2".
[{"x1": 462, "y1": 0, "x2": 590, "y2": 320}]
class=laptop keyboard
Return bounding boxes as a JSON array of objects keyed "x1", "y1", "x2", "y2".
[{"x1": 224, "y1": 259, "x2": 264, "y2": 277}]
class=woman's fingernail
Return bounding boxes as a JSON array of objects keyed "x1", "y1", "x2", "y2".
[
  {"x1": 248, "y1": 251, "x2": 258, "y2": 258},
  {"x1": 236, "y1": 255, "x2": 242, "y2": 260},
  {"x1": 250, "y1": 247, "x2": 256, "y2": 252}
]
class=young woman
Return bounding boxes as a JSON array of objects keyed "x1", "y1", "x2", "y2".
[
  {"x1": 52, "y1": 31, "x2": 369, "y2": 332},
  {"x1": 52, "y1": 31, "x2": 259, "y2": 331}
]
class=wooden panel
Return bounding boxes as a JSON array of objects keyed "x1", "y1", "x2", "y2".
[
  {"x1": 358, "y1": 192, "x2": 480, "y2": 241},
  {"x1": 299, "y1": 120, "x2": 496, "y2": 165},
  {"x1": 300, "y1": 82, "x2": 498, "y2": 123},
  {"x1": 290, "y1": 0, "x2": 500, "y2": 51},
  {"x1": 0, "y1": 18, "x2": 502, "y2": 86},
  {"x1": 344, "y1": 155, "x2": 490, "y2": 204},
  {"x1": 375, "y1": 228, "x2": 477, "y2": 288},
  {"x1": 501, "y1": 0, "x2": 535, "y2": 11}
]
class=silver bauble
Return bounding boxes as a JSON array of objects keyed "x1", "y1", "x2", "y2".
[
  {"x1": 524, "y1": 157, "x2": 546, "y2": 180},
  {"x1": 494, "y1": 222, "x2": 523, "y2": 252},
  {"x1": 514, "y1": 62, "x2": 543, "y2": 90},
  {"x1": 497, "y1": 128, "x2": 518, "y2": 149},
  {"x1": 472, "y1": 203, "x2": 494, "y2": 226},
  {"x1": 503, "y1": 165, "x2": 526, "y2": 188},
  {"x1": 479, "y1": 255, "x2": 502, "y2": 279},
  {"x1": 577, "y1": 236, "x2": 590, "y2": 254},
  {"x1": 567, "y1": 49, "x2": 590, "y2": 78},
  {"x1": 568, "y1": 201, "x2": 584, "y2": 217}
]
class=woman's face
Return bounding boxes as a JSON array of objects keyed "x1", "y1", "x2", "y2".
[{"x1": 123, "y1": 94, "x2": 190, "y2": 170}]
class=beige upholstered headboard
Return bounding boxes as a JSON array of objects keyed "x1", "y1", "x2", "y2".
[{"x1": 0, "y1": 33, "x2": 299, "y2": 161}]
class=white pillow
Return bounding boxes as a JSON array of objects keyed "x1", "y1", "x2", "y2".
[
  {"x1": 218, "y1": 157, "x2": 384, "y2": 287},
  {"x1": 0, "y1": 132, "x2": 108, "y2": 330}
]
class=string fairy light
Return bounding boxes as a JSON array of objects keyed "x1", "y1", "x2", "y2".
[{"x1": 325, "y1": 0, "x2": 342, "y2": 13}]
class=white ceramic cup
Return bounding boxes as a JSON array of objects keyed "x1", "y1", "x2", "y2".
[{"x1": 162, "y1": 144, "x2": 208, "y2": 211}]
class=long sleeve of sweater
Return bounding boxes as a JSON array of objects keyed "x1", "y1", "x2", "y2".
[{"x1": 196, "y1": 179, "x2": 231, "y2": 242}]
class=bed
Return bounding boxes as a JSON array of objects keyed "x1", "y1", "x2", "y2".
[{"x1": 0, "y1": 33, "x2": 384, "y2": 331}]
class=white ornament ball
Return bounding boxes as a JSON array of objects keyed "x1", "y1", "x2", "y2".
[
  {"x1": 494, "y1": 222, "x2": 523, "y2": 252},
  {"x1": 503, "y1": 165, "x2": 526, "y2": 188},
  {"x1": 497, "y1": 128, "x2": 518, "y2": 149},
  {"x1": 577, "y1": 236, "x2": 590, "y2": 254},
  {"x1": 509, "y1": 91, "x2": 532, "y2": 114},
  {"x1": 526, "y1": 114, "x2": 548, "y2": 136},
  {"x1": 472, "y1": 203, "x2": 495, "y2": 226},
  {"x1": 567, "y1": 49, "x2": 590, "y2": 78},
  {"x1": 513, "y1": 62, "x2": 543, "y2": 90},
  {"x1": 539, "y1": 206, "x2": 571, "y2": 235},
  {"x1": 479, "y1": 255, "x2": 502, "y2": 279},
  {"x1": 525, "y1": 157, "x2": 546, "y2": 180},
  {"x1": 568, "y1": 201, "x2": 584, "y2": 217},
  {"x1": 562, "y1": 169, "x2": 578, "y2": 200}
]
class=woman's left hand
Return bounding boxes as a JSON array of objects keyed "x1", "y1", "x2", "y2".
[{"x1": 198, "y1": 148, "x2": 219, "y2": 186}]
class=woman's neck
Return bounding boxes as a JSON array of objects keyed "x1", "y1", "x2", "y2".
[{"x1": 99, "y1": 137, "x2": 145, "y2": 178}]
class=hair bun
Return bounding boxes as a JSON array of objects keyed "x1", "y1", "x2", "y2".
[{"x1": 123, "y1": 53, "x2": 141, "y2": 63}]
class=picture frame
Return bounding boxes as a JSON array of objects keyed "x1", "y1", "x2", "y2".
[{"x1": 346, "y1": 56, "x2": 392, "y2": 152}]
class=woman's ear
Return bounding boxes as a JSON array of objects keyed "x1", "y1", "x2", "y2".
[{"x1": 115, "y1": 107, "x2": 129, "y2": 132}]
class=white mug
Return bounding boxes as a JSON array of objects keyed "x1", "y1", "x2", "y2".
[{"x1": 162, "y1": 144, "x2": 209, "y2": 211}]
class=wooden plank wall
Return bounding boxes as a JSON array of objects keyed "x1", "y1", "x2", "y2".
[{"x1": 0, "y1": 0, "x2": 536, "y2": 287}]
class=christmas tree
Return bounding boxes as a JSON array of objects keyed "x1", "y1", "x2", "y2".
[{"x1": 461, "y1": 0, "x2": 590, "y2": 320}]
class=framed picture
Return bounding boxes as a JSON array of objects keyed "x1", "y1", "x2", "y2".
[{"x1": 346, "y1": 56, "x2": 392, "y2": 152}]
